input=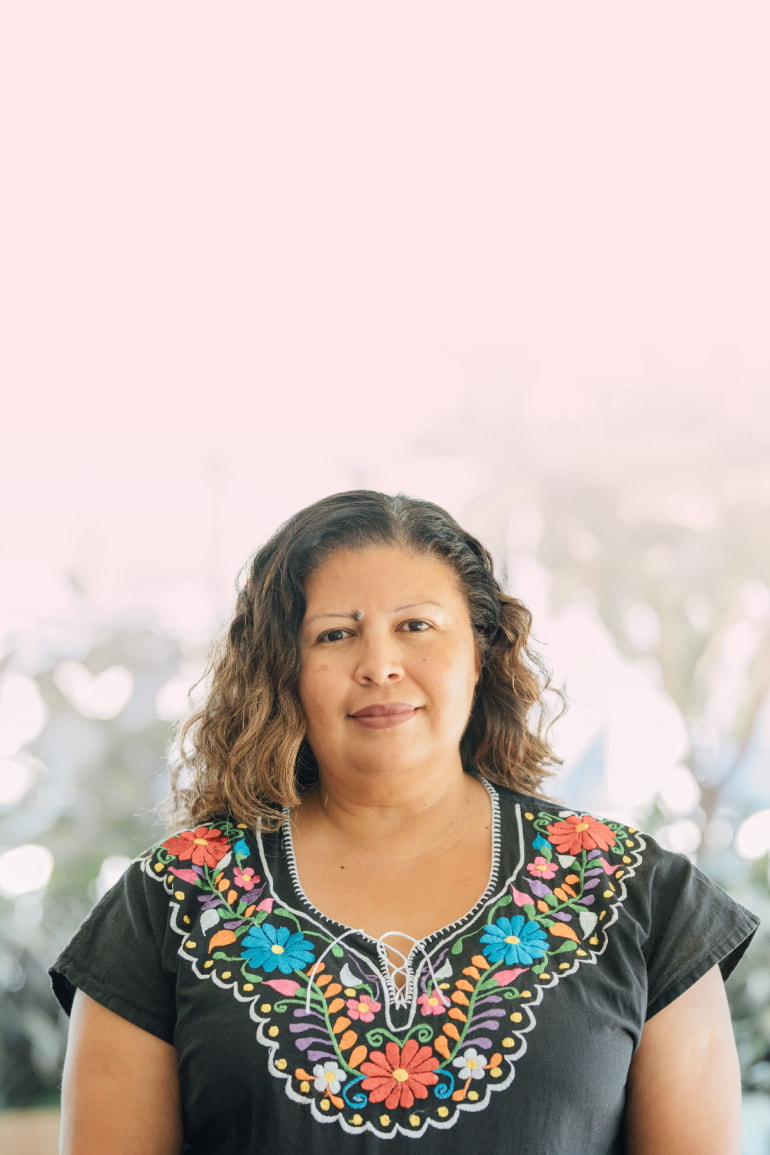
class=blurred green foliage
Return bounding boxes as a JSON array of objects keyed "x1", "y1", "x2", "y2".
[{"x1": 0, "y1": 620, "x2": 184, "y2": 1107}]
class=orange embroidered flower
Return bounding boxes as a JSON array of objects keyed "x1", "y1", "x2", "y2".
[
  {"x1": 163, "y1": 826, "x2": 231, "y2": 868},
  {"x1": 546, "y1": 814, "x2": 616, "y2": 855},
  {"x1": 360, "y1": 1039, "x2": 438, "y2": 1109}
]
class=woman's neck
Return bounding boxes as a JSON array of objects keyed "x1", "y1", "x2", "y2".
[{"x1": 294, "y1": 766, "x2": 488, "y2": 861}]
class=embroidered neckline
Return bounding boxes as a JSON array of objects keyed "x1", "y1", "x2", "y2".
[
  {"x1": 148, "y1": 794, "x2": 645, "y2": 1139},
  {"x1": 280, "y1": 777, "x2": 502, "y2": 960}
]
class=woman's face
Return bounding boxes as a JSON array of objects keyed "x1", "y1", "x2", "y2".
[{"x1": 298, "y1": 546, "x2": 481, "y2": 787}]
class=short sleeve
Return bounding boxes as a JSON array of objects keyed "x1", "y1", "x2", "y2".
[
  {"x1": 49, "y1": 854, "x2": 177, "y2": 1044},
  {"x1": 640, "y1": 840, "x2": 759, "y2": 1020}
]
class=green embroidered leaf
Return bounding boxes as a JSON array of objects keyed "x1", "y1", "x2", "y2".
[
  {"x1": 523, "y1": 904, "x2": 536, "y2": 919},
  {"x1": 539, "y1": 917, "x2": 556, "y2": 928},
  {"x1": 331, "y1": 944, "x2": 345, "y2": 958},
  {"x1": 551, "y1": 940, "x2": 578, "y2": 954},
  {"x1": 543, "y1": 893, "x2": 559, "y2": 908},
  {"x1": 495, "y1": 893, "x2": 513, "y2": 909}
]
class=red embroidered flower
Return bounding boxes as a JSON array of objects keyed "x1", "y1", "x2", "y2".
[
  {"x1": 526, "y1": 855, "x2": 557, "y2": 879},
  {"x1": 360, "y1": 1039, "x2": 439, "y2": 1109},
  {"x1": 546, "y1": 814, "x2": 616, "y2": 856},
  {"x1": 163, "y1": 826, "x2": 230, "y2": 868}
]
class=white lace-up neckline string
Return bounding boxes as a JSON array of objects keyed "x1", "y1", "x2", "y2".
[
  {"x1": 281, "y1": 776, "x2": 503, "y2": 1010},
  {"x1": 305, "y1": 928, "x2": 451, "y2": 1011}
]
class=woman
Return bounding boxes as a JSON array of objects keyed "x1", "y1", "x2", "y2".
[{"x1": 51, "y1": 490, "x2": 758, "y2": 1154}]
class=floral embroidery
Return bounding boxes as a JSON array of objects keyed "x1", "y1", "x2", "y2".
[
  {"x1": 241, "y1": 923, "x2": 315, "y2": 974},
  {"x1": 164, "y1": 825, "x2": 231, "y2": 867},
  {"x1": 233, "y1": 866, "x2": 259, "y2": 890},
  {"x1": 526, "y1": 855, "x2": 557, "y2": 879},
  {"x1": 480, "y1": 916, "x2": 549, "y2": 966},
  {"x1": 314, "y1": 1061, "x2": 346, "y2": 1095},
  {"x1": 346, "y1": 993, "x2": 381, "y2": 1021},
  {"x1": 360, "y1": 1039, "x2": 439, "y2": 1109},
  {"x1": 416, "y1": 989, "x2": 448, "y2": 1016},
  {"x1": 144, "y1": 792, "x2": 644, "y2": 1139},
  {"x1": 453, "y1": 1047, "x2": 487, "y2": 1081},
  {"x1": 545, "y1": 814, "x2": 617, "y2": 855}
]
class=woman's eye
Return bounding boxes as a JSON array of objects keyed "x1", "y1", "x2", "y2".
[
  {"x1": 402, "y1": 619, "x2": 431, "y2": 633},
  {"x1": 318, "y1": 628, "x2": 350, "y2": 643}
]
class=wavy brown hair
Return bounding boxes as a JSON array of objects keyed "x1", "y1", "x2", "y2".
[{"x1": 165, "y1": 490, "x2": 565, "y2": 831}]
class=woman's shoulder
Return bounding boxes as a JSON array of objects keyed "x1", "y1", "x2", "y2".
[
  {"x1": 487, "y1": 781, "x2": 725, "y2": 897},
  {"x1": 486, "y1": 779, "x2": 643, "y2": 847},
  {"x1": 135, "y1": 815, "x2": 265, "y2": 884},
  {"x1": 486, "y1": 779, "x2": 758, "y2": 995}
]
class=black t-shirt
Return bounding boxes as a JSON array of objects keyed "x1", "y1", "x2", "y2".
[{"x1": 50, "y1": 783, "x2": 758, "y2": 1154}]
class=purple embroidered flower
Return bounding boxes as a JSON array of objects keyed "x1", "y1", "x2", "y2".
[
  {"x1": 480, "y1": 915, "x2": 549, "y2": 967},
  {"x1": 241, "y1": 922, "x2": 315, "y2": 975}
]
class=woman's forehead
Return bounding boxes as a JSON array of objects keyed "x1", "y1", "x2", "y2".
[{"x1": 303, "y1": 546, "x2": 464, "y2": 608}]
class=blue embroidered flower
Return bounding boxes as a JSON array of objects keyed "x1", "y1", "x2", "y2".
[
  {"x1": 233, "y1": 837, "x2": 250, "y2": 857},
  {"x1": 242, "y1": 922, "x2": 315, "y2": 975},
  {"x1": 532, "y1": 835, "x2": 550, "y2": 851},
  {"x1": 480, "y1": 915, "x2": 549, "y2": 966}
]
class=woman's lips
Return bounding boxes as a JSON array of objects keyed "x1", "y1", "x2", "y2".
[{"x1": 350, "y1": 703, "x2": 419, "y2": 729}]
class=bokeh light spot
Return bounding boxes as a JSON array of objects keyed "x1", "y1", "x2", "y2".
[
  {"x1": 0, "y1": 674, "x2": 48, "y2": 755},
  {"x1": 735, "y1": 810, "x2": 770, "y2": 861},
  {"x1": 0, "y1": 755, "x2": 39, "y2": 806},
  {"x1": 0, "y1": 843, "x2": 54, "y2": 897},
  {"x1": 95, "y1": 854, "x2": 132, "y2": 899},
  {"x1": 54, "y1": 662, "x2": 133, "y2": 720}
]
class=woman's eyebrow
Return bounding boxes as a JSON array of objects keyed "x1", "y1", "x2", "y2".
[
  {"x1": 304, "y1": 611, "x2": 358, "y2": 626},
  {"x1": 304, "y1": 601, "x2": 442, "y2": 627}
]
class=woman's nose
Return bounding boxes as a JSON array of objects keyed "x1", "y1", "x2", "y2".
[{"x1": 354, "y1": 633, "x2": 404, "y2": 685}]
